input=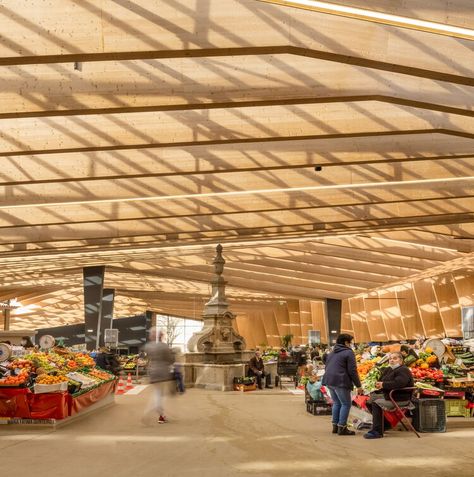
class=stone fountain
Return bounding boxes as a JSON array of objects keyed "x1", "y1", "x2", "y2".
[{"x1": 184, "y1": 244, "x2": 249, "y2": 390}]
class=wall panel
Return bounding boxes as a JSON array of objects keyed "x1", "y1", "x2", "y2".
[
  {"x1": 348, "y1": 297, "x2": 370, "y2": 343},
  {"x1": 341, "y1": 299, "x2": 354, "y2": 337},
  {"x1": 310, "y1": 300, "x2": 328, "y2": 344},
  {"x1": 396, "y1": 285, "x2": 425, "y2": 339},
  {"x1": 250, "y1": 311, "x2": 268, "y2": 348},
  {"x1": 299, "y1": 300, "x2": 314, "y2": 344},
  {"x1": 273, "y1": 302, "x2": 291, "y2": 342},
  {"x1": 364, "y1": 294, "x2": 388, "y2": 342},
  {"x1": 413, "y1": 279, "x2": 445, "y2": 338},
  {"x1": 260, "y1": 308, "x2": 281, "y2": 348},
  {"x1": 235, "y1": 313, "x2": 256, "y2": 350},
  {"x1": 287, "y1": 299, "x2": 303, "y2": 345},
  {"x1": 452, "y1": 271, "x2": 474, "y2": 306},
  {"x1": 433, "y1": 273, "x2": 462, "y2": 337},
  {"x1": 378, "y1": 289, "x2": 406, "y2": 341}
]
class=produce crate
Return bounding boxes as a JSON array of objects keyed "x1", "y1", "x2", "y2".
[
  {"x1": 413, "y1": 399, "x2": 446, "y2": 433},
  {"x1": 444, "y1": 391, "x2": 465, "y2": 399},
  {"x1": 445, "y1": 399, "x2": 471, "y2": 418},
  {"x1": 306, "y1": 400, "x2": 332, "y2": 416},
  {"x1": 33, "y1": 382, "x2": 68, "y2": 394},
  {"x1": 416, "y1": 389, "x2": 444, "y2": 399},
  {"x1": 233, "y1": 383, "x2": 257, "y2": 392}
]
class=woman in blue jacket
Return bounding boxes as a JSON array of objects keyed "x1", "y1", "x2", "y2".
[{"x1": 322, "y1": 334, "x2": 361, "y2": 436}]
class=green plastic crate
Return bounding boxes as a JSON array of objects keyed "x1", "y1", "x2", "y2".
[{"x1": 445, "y1": 399, "x2": 471, "y2": 418}]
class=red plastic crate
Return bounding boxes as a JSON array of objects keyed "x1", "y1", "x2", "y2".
[{"x1": 444, "y1": 391, "x2": 465, "y2": 399}]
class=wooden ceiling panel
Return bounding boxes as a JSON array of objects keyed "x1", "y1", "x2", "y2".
[{"x1": 1, "y1": 1, "x2": 473, "y2": 329}]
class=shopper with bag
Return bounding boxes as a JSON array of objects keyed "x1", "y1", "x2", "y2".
[{"x1": 322, "y1": 334, "x2": 362, "y2": 436}]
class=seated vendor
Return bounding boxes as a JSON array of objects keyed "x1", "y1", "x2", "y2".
[
  {"x1": 248, "y1": 350, "x2": 273, "y2": 389},
  {"x1": 364, "y1": 352, "x2": 414, "y2": 439},
  {"x1": 306, "y1": 370, "x2": 325, "y2": 402}
]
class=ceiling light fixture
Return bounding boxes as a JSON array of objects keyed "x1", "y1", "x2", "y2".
[{"x1": 256, "y1": 0, "x2": 474, "y2": 41}]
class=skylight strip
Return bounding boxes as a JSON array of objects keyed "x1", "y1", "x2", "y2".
[
  {"x1": 2, "y1": 176, "x2": 474, "y2": 209},
  {"x1": 256, "y1": 0, "x2": 474, "y2": 41}
]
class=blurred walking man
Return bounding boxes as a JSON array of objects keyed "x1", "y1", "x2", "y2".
[{"x1": 142, "y1": 328, "x2": 174, "y2": 424}]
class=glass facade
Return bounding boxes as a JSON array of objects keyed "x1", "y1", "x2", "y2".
[{"x1": 155, "y1": 314, "x2": 203, "y2": 351}]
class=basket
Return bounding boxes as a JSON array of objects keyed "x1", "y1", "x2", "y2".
[
  {"x1": 413, "y1": 399, "x2": 446, "y2": 433},
  {"x1": 306, "y1": 400, "x2": 332, "y2": 415},
  {"x1": 233, "y1": 383, "x2": 257, "y2": 392},
  {"x1": 445, "y1": 399, "x2": 471, "y2": 418}
]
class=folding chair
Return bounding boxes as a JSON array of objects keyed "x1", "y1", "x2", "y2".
[{"x1": 382, "y1": 387, "x2": 420, "y2": 438}]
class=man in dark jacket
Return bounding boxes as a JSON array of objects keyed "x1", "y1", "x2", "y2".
[
  {"x1": 95, "y1": 348, "x2": 121, "y2": 376},
  {"x1": 248, "y1": 351, "x2": 272, "y2": 389},
  {"x1": 364, "y1": 352, "x2": 414, "y2": 439},
  {"x1": 322, "y1": 334, "x2": 362, "y2": 436}
]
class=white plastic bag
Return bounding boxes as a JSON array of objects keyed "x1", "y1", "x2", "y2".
[{"x1": 348, "y1": 405, "x2": 372, "y2": 430}]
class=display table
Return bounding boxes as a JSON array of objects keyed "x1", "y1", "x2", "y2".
[
  {"x1": 69, "y1": 380, "x2": 116, "y2": 416},
  {"x1": 0, "y1": 387, "x2": 31, "y2": 419},
  {"x1": 0, "y1": 379, "x2": 116, "y2": 422},
  {"x1": 28, "y1": 391, "x2": 69, "y2": 420}
]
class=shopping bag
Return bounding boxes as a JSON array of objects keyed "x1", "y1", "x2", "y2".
[{"x1": 348, "y1": 405, "x2": 372, "y2": 430}]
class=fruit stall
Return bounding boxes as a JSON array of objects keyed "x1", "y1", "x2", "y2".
[
  {"x1": 0, "y1": 345, "x2": 116, "y2": 421},
  {"x1": 355, "y1": 342, "x2": 474, "y2": 424}
]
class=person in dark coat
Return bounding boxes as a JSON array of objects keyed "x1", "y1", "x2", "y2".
[
  {"x1": 364, "y1": 352, "x2": 414, "y2": 439},
  {"x1": 322, "y1": 334, "x2": 361, "y2": 436},
  {"x1": 95, "y1": 347, "x2": 121, "y2": 375},
  {"x1": 248, "y1": 350, "x2": 272, "y2": 389}
]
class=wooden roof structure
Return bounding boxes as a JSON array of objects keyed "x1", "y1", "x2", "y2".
[{"x1": 1, "y1": 0, "x2": 474, "y2": 330}]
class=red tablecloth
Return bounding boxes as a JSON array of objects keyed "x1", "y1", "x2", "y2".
[
  {"x1": 28, "y1": 391, "x2": 69, "y2": 419},
  {"x1": 69, "y1": 380, "x2": 116, "y2": 416},
  {"x1": 0, "y1": 387, "x2": 31, "y2": 418},
  {"x1": 0, "y1": 380, "x2": 116, "y2": 420}
]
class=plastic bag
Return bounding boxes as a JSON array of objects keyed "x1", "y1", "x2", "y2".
[{"x1": 348, "y1": 405, "x2": 372, "y2": 430}]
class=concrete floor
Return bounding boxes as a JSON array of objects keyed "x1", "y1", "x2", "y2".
[{"x1": 1, "y1": 386, "x2": 473, "y2": 477}]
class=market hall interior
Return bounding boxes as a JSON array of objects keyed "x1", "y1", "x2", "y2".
[
  {"x1": 1, "y1": 1, "x2": 474, "y2": 476},
  {"x1": 1, "y1": 388, "x2": 474, "y2": 477}
]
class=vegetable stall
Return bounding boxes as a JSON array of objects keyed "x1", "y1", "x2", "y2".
[{"x1": 0, "y1": 346, "x2": 116, "y2": 422}]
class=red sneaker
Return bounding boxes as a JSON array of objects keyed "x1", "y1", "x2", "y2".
[{"x1": 158, "y1": 415, "x2": 168, "y2": 424}]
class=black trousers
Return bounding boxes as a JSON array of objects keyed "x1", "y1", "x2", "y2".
[
  {"x1": 248, "y1": 370, "x2": 271, "y2": 389},
  {"x1": 366, "y1": 397, "x2": 391, "y2": 434},
  {"x1": 371, "y1": 402, "x2": 384, "y2": 434}
]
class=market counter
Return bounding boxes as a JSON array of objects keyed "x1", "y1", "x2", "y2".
[
  {"x1": 0, "y1": 379, "x2": 116, "y2": 420},
  {"x1": 69, "y1": 380, "x2": 116, "y2": 416},
  {"x1": 0, "y1": 387, "x2": 31, "y2": 419}
]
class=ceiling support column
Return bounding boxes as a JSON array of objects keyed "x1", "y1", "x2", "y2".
[
  {"x1": 83, "y1": 266, "x2": 105, "y2": 351},
  {"x1": 326, "y1": 298, "x2": 342, "y2": 345}
]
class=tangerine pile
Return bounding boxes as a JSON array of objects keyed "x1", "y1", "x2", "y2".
[
  {"x1": 0, "y1": 375, "x2": 27, "y2": 386},
  {"x1": 36, "y1": 374, "x2": 68, "y2": 384}
]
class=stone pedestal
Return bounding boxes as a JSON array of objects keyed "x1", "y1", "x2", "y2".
[
  {"x1": 185, "y1": 362, "x2": 246, "y2": 391},
  {"x1": 183, "y1": 350, "x2": 259, "y2": 390}
]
